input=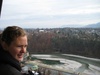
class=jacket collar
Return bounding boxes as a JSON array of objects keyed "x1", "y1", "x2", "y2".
[{"x1": 0, "y1": 45, "x2": 21, "y2": 71}]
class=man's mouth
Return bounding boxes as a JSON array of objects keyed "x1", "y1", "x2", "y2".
[{"x1": 18, "y1": 54, "x2": 23, "y2": 58}]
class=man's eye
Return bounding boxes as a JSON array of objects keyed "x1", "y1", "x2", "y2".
[
  {"x1": 25, "y1": 45, "x2": 27, "y2": 47},
  {"x1": 17, "y1": 46, "x2": 21, "y2": 47}
]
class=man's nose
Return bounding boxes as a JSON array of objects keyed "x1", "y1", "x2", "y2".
[{"x1": 21, "y1": 47, "x2": 26, "y2": 53}]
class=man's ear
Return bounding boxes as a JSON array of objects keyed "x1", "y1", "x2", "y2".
[{"x1": 1, "y1": 41, "x2": 8, "y2": 51}]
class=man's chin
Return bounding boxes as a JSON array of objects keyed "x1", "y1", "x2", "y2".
[{"x1": 18, "y1": 58, "x2": 23, "y2": 62}]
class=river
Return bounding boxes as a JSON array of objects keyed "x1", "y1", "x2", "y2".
[{"x1": 31, "y1": 54, "x2": 100, "y2": 75}]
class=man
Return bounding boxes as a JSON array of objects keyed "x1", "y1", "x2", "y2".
[{"x1": 0, "y1": 26, "x2": 28, "y2": 75}]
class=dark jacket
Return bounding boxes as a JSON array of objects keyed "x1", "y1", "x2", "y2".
[{"x1": 0, "y1": 45, "x2": 22, "y2": 75}]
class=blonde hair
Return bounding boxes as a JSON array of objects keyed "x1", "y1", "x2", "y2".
[{"x1": 1, "y1": 26, "x2": 27, "y2": 45}]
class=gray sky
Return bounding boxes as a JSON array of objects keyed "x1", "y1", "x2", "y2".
[{"x1": 0, "y1": 0, "x2": 100, "y2": 28}]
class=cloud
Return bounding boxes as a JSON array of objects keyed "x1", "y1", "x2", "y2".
[{"x1": 1, "y1": 0, "x2": 100, "y2": 28}]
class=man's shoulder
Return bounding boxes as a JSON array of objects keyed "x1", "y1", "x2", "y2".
[{"x1": 0, "y1": 63, "x2": 22, "y2": 75}]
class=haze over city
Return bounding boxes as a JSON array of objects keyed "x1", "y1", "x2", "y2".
[{"x1": 0, "y1": 0, "x2": 100, "y2": 28}]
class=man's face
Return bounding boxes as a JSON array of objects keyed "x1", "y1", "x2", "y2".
[{"x1": 7, "y1": 36, "x2": 28, "y2": 62}]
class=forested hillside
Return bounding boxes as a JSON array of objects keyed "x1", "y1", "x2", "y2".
[{"x1": 25, "y1": 28, "x2": 100, "y2": 59}]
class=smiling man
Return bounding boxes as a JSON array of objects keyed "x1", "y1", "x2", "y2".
[{"x1": 0, "y1": 26, "x2": 28, "y2": 75}]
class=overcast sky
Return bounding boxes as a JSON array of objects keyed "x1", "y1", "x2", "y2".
[{"x1": 0, "y1": 0, "x2": 100, "y2": 28}]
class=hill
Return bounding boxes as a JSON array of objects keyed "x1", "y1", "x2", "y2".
[
  {"x1": 61, "y1": 22, "x2": 100, "y2": 28},
  {"x1": 84, "y1": 22, "x2": 100, "y2": 28}
]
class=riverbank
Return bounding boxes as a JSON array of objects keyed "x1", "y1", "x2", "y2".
[{"x1": 26, "y1": 54, "x2": 100, "y2": 75}]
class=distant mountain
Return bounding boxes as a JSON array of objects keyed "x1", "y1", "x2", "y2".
[
  {"x1": 84, "y1": 22, "x2": 100, "y2": 28},
  {"x1": 61, "y1": 22, "x2": 100, "y2": 28},
  {"x1": 61, "y1": 24, "x2": 82, "y2": 28}
]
